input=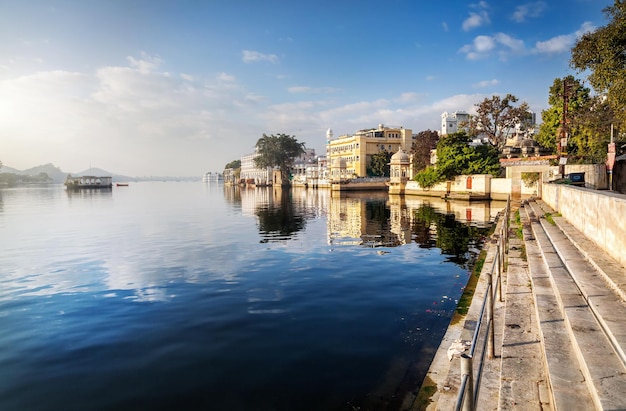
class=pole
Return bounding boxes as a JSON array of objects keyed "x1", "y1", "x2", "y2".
[
  {"x1": 608, "y1": 124, "x2": 615, "y2": 191},
  {"x1": 461, "y1": 354, "x2": 474, "y2": 411},
  {"x1": 559, "y1": 79, "x2": 570, "y2": 179}
]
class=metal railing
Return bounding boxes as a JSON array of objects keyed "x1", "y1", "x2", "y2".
[{"x1": 455, "y1": 196, "x2": 510, "y2": 411}]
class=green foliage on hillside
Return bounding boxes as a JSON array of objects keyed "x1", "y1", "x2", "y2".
[{"x1": 0, "y1": 172, "x2": 51, "y2": 187}]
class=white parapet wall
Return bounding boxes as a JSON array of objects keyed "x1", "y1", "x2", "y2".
[{"x1": 542, "y1": 183, "x2": 626, "y2": 267}]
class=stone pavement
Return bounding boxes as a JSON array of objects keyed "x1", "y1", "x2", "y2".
[{"x1": 408, "y1": 198, "x2": 626, "y2": 411}]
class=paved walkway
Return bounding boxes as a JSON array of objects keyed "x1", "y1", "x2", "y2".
[{"x1": 407, "y1": 197, "x2": 626, "y2": 411}]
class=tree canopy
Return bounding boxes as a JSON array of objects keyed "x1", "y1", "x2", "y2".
[
  {"x1": 571, "y1": 1, "x2": 626, "y2": 127},
  {"x1": 410, "y1": 129, "x2": 439, "y2": 173},
  {"x1": 254, "y1": 133, "x2": 305, "y2": 186},
  {"x1": 224, "y1": 159, "x2": 241, "y2": 170},
  {"x1": 414, "y1": 132, "x2": 500, "y2": 188},
  {"x1": 537, "y1": 76, "x2": 617, "y2": 163},
  {"x1": 467, "y1": 94, "x2": 530, "y2": 149},
  {"x1": 368, "y1": 150, "x2": 393, "y2": 177}
]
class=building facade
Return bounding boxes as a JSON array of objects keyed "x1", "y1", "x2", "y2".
[
  {"x1": 327, "y1": 124, "x2": 414, "y2": 178},
  {"x1": 240, "y1": 151, "x2": 273, "y2": 185},
  {"x1": 441, "y1": 111, "x2": 470, "y2": 135}
]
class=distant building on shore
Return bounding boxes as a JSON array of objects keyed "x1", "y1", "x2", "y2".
[{"x1": 240, "y1": 151, "x2": 273, "y2": 186}]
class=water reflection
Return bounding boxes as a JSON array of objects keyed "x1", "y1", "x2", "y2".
[
  {"x1": 231, "y1": 186, "x2": 502, "y2": 267},
  {"x1": 255, "y1": 189, "x2": 307, "y2": 242},
  {"x1": 325, "y1": 192, "x2": 501, "y2": 264},
  {"x1": 65, "y1": 187, "x2": 113, "y2": 199}
]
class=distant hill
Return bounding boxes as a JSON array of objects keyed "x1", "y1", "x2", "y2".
[
  {"x1": 0, "y1": 163, "x2": 67, "y2": 183},
  {"x1": 0, "y1": 164, "x2": 199, "y2": 183}
]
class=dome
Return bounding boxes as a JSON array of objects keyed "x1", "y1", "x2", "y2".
[
  {"x1": 520, "y1": 138, "x2": 538, "y2": 148},
  {"x1": 326, "y1": 128, "x2": 333, "y2": 140},
  {"x1": 390, "y1": 147, "x2": 410, "y2": 164}
]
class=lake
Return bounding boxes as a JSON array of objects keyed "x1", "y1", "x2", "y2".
[{"x1": 0, "y1": 182, "x2": 503, "y2": 410}]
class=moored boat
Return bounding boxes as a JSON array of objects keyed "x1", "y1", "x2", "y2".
[{"x1": 65, "y1": 175, "x2": 112, "y2": 189}]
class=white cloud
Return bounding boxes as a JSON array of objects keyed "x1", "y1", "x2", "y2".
[
  {"x1": 512, "y1": 1, "x2": 547, "y2": 23},
  {"x1": 460, "y1": 33, "x2": 525, "y2": 60},
  {"x1": 287, "y1": 86, "x2": 339, "y2": 93},
  {"x1": 395, "y1": 92, "x2": 421, "y2": 104},
  {"x1": 242, "y1": 50, "x2": 279, "y2": 64},
  {"x1": 442, "y1": 22, "x2": 449, "y2": 32},
  {"x1": 217, "y1": 72, "x2": 236, "y2": 82},
  {"x1": 127, "y1": 53, "x2": 163, "y2": 73},
  {"x1": 472, "y1": 79, "x2": 499, "y2": 88},
  {"x1": 533, "y1": 22, "x2": 595, "y2": 55},
  {"x1": 494, "y1": 33, "x2": 525, "y2": 52},
  {"x1": 0, "y1": 54, "x2": 264, "y2": 175},
  {"x1": 463, "y1": 11, "x2": 490, "y2": 31},
  {"x1": 474, "y1": 35, "x2": 497, "y2": 52}
]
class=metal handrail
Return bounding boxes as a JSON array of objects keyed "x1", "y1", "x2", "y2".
[{"x1": 455, "y1": 196, "x2": 510, "y2": 411}]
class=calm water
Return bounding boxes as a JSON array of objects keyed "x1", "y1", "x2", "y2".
[{"x1": 0, "y1": 182, "x2": 501, "y2": 410}]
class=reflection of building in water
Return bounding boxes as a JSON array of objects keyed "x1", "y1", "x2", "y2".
[
  {"x1": 327, "y1": 192, "x2": 505, "y2": 247},
  {"x1": 327, "y1": 195, "x2": 368, "y2": 246},
  {"x1": 387, "y1": 196, "x2": 412, "y2": 245},
  {"x1": 240, "y1": 186, "x2": 273, "y2": 217}
]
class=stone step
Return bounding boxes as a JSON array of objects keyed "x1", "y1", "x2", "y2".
[
  {"x1": 525, "y1": 200, "x2": 626, "y2": 410},
  {"x1": 497, "y1": 224, "x2": 552, "y2": 411},
  {"x1": 534, "y1": 199, "x2": 626, "y2": 303},
  {"x1": 521, "y1": 204, "x2": 596, "y2": 410}
]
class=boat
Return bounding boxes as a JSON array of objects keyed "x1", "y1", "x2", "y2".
[
  {"x1": 116, "y1": 183, "x2": 129, "y2": 187},
  {"x1": 65, "y1": 175, "x2": 112, "y2": 189}
]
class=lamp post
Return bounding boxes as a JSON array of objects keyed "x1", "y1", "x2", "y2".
[
  {"x1": 607, "y1": 124, "x2": 616, "y2": 191},
  {"x1": 558, "y1": 78, "x2": 571, "y2": 179}
]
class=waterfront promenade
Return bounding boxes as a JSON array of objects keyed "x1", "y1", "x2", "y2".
[{"x1": 409, "y1": 195, "x2": 626, "y2": 410}]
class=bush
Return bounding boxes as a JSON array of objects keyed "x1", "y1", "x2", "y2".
[{"x1": 414, "y1": 166, "x2": 441, "y2": 189}]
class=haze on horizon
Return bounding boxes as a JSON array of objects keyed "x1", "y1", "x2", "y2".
[{"x1": 0, "y1": 0, "x2": 612, "y2": 177}]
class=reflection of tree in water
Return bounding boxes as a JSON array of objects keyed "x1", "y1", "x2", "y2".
[
  {"x1": 256, "y1": 190, "x2": 306, "y2": 242},
  {"x1": 412, "y1": 204, "x2": 490, "y2": 268}
]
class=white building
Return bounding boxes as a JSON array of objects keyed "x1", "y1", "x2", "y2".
[
  {"x1": 441, "y1": 111, "x2": 470, "y2": 135},
  {"x1": 240, "y1": 151, "x2": 273, "y2": 185}
]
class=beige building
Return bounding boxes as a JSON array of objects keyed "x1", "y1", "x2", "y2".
[{"x1": 327, "y1": 124, "x2": 414, "y2": 178}]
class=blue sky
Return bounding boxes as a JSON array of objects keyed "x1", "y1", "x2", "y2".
[{"x1": 0, "y1": 0, "x2": 613, "y2": 176}]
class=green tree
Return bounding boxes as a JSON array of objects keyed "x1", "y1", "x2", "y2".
[
  {"x1": 368, "y1": 150, "x2": 392, "y2": 177},
  {"x1": 224, "y1": 159, "x2": 241, "y2": 170},
  {"x1": 410, "y1": 129, "x2": 439, "y2": 173},
  {"x1": 571, "y1": 1, "x2": 626, "y2": 127},
  {"x1": 414, "y1": 132, "x2": 500, "y2": 188},
  {"x1": 254, "y1": 133, "x2": 305, "y2": 186},
  {"x1": 468, "y1": 94, "x2": 530, "y2": 149},
  {"x1": 538, "y1": 76, "x2": 617, "y2": 163}
]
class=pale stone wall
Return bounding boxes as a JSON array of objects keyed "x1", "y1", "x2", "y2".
[
  {"x1": 404, "y1": 180, "x2": 447, "y2": 197},
  {"x1": 542, "y1": 183, "x2": 626, "y2": 267},
  {"x1": 491, "y1": 178, "x2": 512, "y2": 200},
  {"x1": 544, "y1": 164, "x2": 608, "y2": 189},
  {"x1": 404, "y1": 175, "x2": 491, "y2": 197}
]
